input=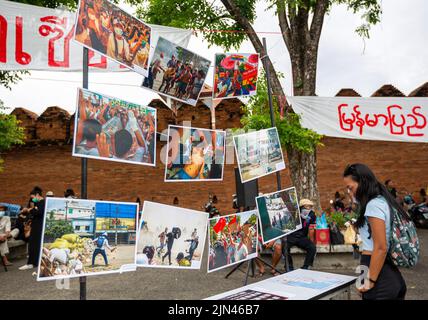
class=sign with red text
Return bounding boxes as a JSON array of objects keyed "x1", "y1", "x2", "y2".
[
  {"x1": 0, "y1": 0, "x2": 191, "y2": 72},
  {"x1": 287, "y1": 96, "x2": 428, "y2": 143}
]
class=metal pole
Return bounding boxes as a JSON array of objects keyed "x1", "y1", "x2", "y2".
[
  {"x1": 262, "y1": 37, "x2": 281, "y2": 192},
  {"x1": 80, "y1": 46, "x2": 89, "y2": 301},
  {"x1": 262, "y1": 37, "x2": 289, "y2": 273}
]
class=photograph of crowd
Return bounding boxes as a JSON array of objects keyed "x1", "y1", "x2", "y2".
[
  {"x1": 213, "y1": 53, "x2": 259, "y2": 99},
  {"x1": 37, "y1": 198, "x2": 138, "y2": 281},
  {"x1": 74, "y1": 0, "x2": 151, "y2": 75},
  {"x1": 142, "y1": 37, "x2": 211, "y2": 106},
  {"x1": 136, "y1": 201, "x2": 208, "y2": 269},
  {"x1": 73, "y1": 88, "x2": 157, "y2": 166},
  {"x1": 256, "y1": 187, "x2": 302, "y2": 244},
  {"x1": 233, "y1": 127, "x2": 286, "y2": 183},
  {"x1": 208, "y1": 210, "x2": 258, "y2": 273},
  {"x1": 165, "y1": 125, "x2": 226, "y2": 182}
]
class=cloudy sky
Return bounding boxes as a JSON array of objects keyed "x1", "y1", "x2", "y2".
[{"x1": 1, "y1": 0, "x2": 427, "y2": 115}]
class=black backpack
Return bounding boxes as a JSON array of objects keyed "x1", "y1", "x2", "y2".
[{"x1": 329, "y1": 222, "x2": 344, "y2": 245}]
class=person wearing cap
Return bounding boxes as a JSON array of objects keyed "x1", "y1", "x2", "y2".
[
  {"x1": 46, "y1": 191, "x2": 54, "y2": 197},
  {"x1": 284, "y1": 198, "x2": 317, "y2": 271},
  {"x1": 92, "y1": 232, "x2": 115, "y2": 267}
]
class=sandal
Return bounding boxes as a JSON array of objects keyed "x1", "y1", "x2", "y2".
[
  {"x1": 256, "y1": 271, "x2": 265, "y2": 278},
  {"x1": 270, "y1": 270, "x2": 280, "y2": 276}
]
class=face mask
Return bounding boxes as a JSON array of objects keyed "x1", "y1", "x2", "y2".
[
  {"x1": 300, "y1": 209, "x2": 311, "y2": 220},
  {"x1": 114, "y1": 28, "x2": 123, "y2": 36},
  {"x1": 0, "y1": 211, "x2": 5, "y2": 217},
  {"x1": 32, "y1": 198, "x2": 39, "y2": 203}
]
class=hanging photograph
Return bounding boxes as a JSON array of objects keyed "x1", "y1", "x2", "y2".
[
  {"x1": 74, "y1": 0, "x2": 151, "y2": 76},
  {"x1": 233, "y1": 127, "x2": 286, "y2": 183},
  {"x1": 73, "y1": 88, "x2": 157, "y2": 166},
  {"x1": 208, "y1": 210, "x2": 258, "y2": 273},
  {"x1": 165, "y1": 125, "x2": 226, "y2": 182},
  {"x1": 136, "y1": 201, "x2": 208, "y2": 269},
  {"x1": 37, "y1": 197, "x2": 139, "y2": 281},
  {"x1": 213, "y1": 53, "x2": 259, "y2": 99},
  {"x1": 256, "y1": 187, "x2": 302, "y2": 244},
  {"x1": 142, "y1": 36, "x2": 211, "y2": 106}
]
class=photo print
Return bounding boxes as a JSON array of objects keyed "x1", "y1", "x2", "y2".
[
  {"x1": 165, "y1": 125, "x2": 226, "y2": 182},
  {"x1": 256, "y1": 187, "x2": 302, "y2": 244},
  {"x1": 213, "y1": 53, "x2": 259, "y2": 99},
  {"x1": 136, "y1": 201, "x2": 208, "y2": 269},
  {"x1": 208, "y1": 210, "x2": 258, "y2": 273},
  {"x1": 142, "y1": 36, "x2": 211, "y2": 106},
  {"x1": 233, "y1": 127, "x2": 286, "y2": 183},
  {"x1": 37, "y1": 197, "x2": 138, "y2": 281},
  {"x1": 73, "y1": 88, "x2": 156, "y2": 166},
  {"x1": 74, "y1": 0, "x2": 151, "y2": 75}
]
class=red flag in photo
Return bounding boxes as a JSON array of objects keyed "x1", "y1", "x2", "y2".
[
  {"x1": 213, "y1": 217, "x2": 227, "y2": 233},
  {"x1": 228, "y1": 216, "x2": 237, "y2": 226}
]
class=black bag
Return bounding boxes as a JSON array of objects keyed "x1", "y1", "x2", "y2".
[{"x1": 329, "y1": 222, "x2": 345, "y2": 245}]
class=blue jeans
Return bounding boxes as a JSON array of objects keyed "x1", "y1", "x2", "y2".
[{"x1": 92, "y1": 248, "x2": 108, "y2": 266}]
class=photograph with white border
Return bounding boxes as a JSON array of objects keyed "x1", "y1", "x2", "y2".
[
  {"x1": 136, "y1": 201, "x2": 208, "y2": 269},
  {"x1": 37, "y1": 197, "x2": 139, "y2": 281},
  {"x1": 256, "y1": 187, "x2": 302, "y2": 244},
  {"x1": 141, "y1": 36, "x2": 211, "y2": 106},
  {"x1": 207, "y1": 210, "x2": 258, "y2": 273},
  {"x1": 73, "y1": 88, "x2": 157, "y2": 166},
  {"x1": 164, "y1": 125, "x2": 226, "y2": 182},
  {"x1": 213, "y1": 53, "x2": 259, "y2": 100},
  {"x1": 73, "y1": 0, "x2": 151, "y2": 76},
  {"x1": 233, "y1": 127, "x2": 286, "y2": 183}
]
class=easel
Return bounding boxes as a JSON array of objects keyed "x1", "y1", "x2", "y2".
[
  {"x1": 224, "y1": 38, "x2": 290, "y2": 286},
  {"x1": 79, "y1": 47, "x2": 89, "y2": 300}
]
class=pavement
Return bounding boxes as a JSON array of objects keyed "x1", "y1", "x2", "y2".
[{"x1": 1, "y1": 228, "x2": 427, "y2": 300}]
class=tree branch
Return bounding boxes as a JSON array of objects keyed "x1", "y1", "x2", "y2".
[{"x1": 309, "y1": 0, "x2": 329, "y2": 48}]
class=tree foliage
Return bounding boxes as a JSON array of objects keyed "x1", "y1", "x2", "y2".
[{"x1": 241, "y1": 71, "x2": 323, "y2": 153}]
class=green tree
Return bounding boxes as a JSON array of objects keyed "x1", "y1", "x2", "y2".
[
  {"x1": 0, "y1": 101, "x2": 25, "y2": 172},
  {"x1": 132, "y1": 0, "x2": 382, "y2": 208}
]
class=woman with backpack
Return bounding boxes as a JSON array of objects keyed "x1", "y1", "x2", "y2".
[{"x1": 343, "y1": 163, "x2": 417, "y2": 300}]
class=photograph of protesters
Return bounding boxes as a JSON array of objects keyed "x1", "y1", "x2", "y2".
[
  {"x1": 165, "y1": 125, "x2": 226, "y2": 182},
  {"x1": 74, "y1": 0, "x2": 151, "y2": 75},
  {"x1": 37, "y1": 198, "x2": 138, "y2": 281},
  {"x1": 256, "y1": 187, "x2": 302, "y2": 244},
  {"x1": 213, "y1": 53, "x2": 259, "y2": 99},
  {"x1": 208, "y1": 210, "x2": 258, "y2": 273},
  {"x1": 136, "y1": 201, "x2": 208, "y2": 269},
  {"x1": 73, "y1": 88, "x2": 156, "y2": 166},
  {"x1": 142, "y1": 37, "x2": 210, "y2": 106}
]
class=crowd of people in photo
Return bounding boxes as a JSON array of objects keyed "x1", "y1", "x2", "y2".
[
  {"x1": 75, "y1": 90, "x2": 156, "y2": 164},
  {"x1": 75, "y1": 0, "x2": 151, "y2": 69},
  {"x1": 143, "y1": 52, "x2": 207, "y2": 102}
]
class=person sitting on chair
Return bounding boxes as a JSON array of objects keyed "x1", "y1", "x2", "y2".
[{"x1": 284, "y1": 199, "x2": 317, "y2": 271}]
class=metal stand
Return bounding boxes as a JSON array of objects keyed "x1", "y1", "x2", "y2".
[
  {"x1": 261, "y1": 37, "x2": 290, "y2": 273},
  {"x1": 225, "y1": 257, "x2": 283, "y2": 286},
  {"x1": 79, "y1": 47, "x2": 89, "y2": 301}
]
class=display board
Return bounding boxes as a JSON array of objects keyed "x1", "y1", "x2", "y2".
[{"x1": 37, "y1": 197, "x2": 138, "y2": 281}]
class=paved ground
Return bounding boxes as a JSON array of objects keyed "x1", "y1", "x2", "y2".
[{"x1": 1, "y1": 229, "x2": 427, "y2": 300}]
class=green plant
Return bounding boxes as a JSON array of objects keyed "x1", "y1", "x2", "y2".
[{"x1": 45, "y1": 219, "x2": 74, "y2": 240}]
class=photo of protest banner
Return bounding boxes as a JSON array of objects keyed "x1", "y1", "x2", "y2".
[
  {"x1": 213, "y1": 53, "x2": 259, "y2": 99},
  {"x1": 136, "y1": 201, "x2": 208, "y2": 269},
  {"x1": 256, "y1": 187, "x2": 302, "y2": 244},
  {"x1": 208, "y1": 210, "x2": 258, "y2": 273},
  {"x1": 142, "y1": 37, "x2": 211, "y2": 106},
  {"x1": 165, "y1": 125, "x2": 226, "y2": 182},
  {"x1": 37, "y1": 197, "x2": 139, "y2": 281},
  {"x1": 233, "y1": 127, "x2": 286, "y2": 183},
  {"x1": 73, "y1": 88, "x2": 156, "y2": 166},
  {"x1": 74, "y1": 0, "x2": 151, "y2": 76}
]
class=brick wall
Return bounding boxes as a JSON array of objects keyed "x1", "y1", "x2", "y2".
[{"x1": 2, "y1": 83, "x2": 428, "y2": 212}]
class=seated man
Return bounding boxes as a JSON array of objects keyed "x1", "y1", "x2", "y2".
[
  {"x1": 284, "y1": 199, "x2": 317, "y2": 270},
  {"x1": 0, "y1": 205, "x2": 20, "y2": 266},
  {"x1": 255, "y1": 235, "x2": 282, "y2": 276}
]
